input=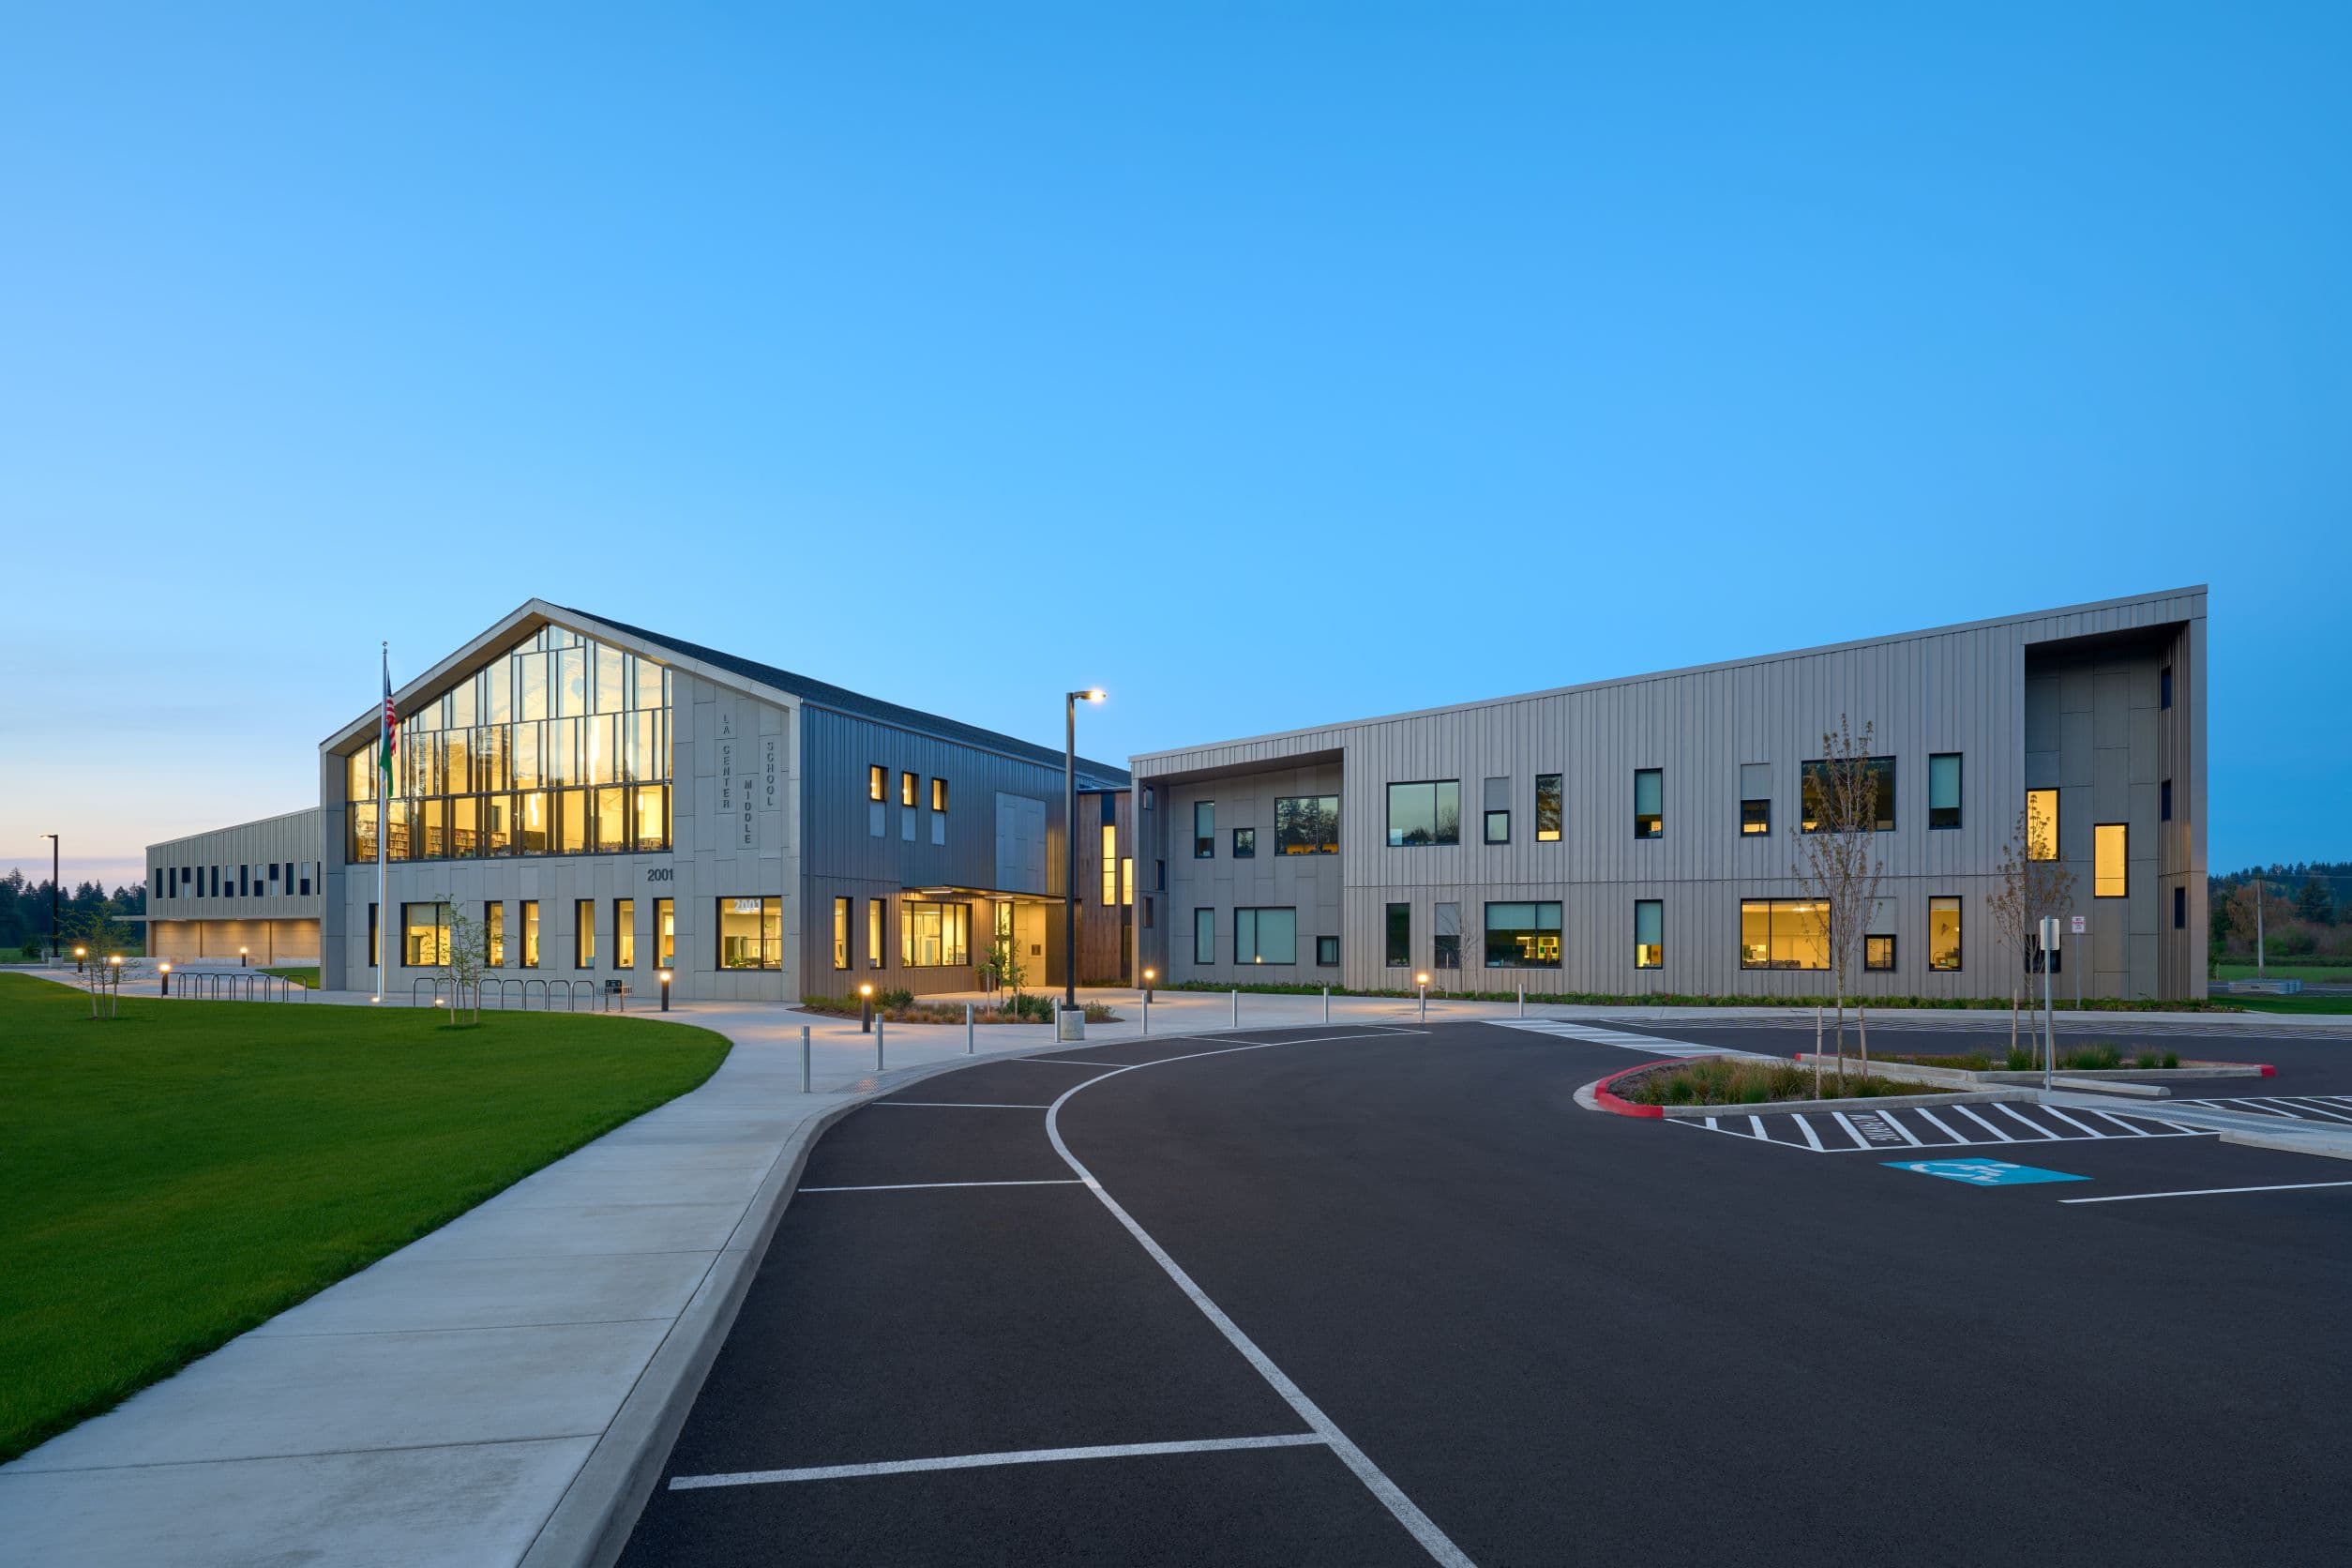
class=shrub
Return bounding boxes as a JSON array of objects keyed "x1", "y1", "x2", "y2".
[
  {"x1": 1620, "y1": 1057, "x2": 1939, "y2": 1107},
  {"x1": 2005, "y1": 1046, "x2": 2035, "y2": 1072},
  {"x1": 2059, "y1": 1044, "x2": 2123, "y2": 1071}
]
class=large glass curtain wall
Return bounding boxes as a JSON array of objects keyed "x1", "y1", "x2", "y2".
[{"x1": 347, "y1": 627, "x2": 673, "y2": 862}]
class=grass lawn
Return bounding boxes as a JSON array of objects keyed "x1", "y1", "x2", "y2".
[
  {"x1": 2213, "y1": 960, "x2": 2352, "y2": 984},
  {"x1": 258, "y1": 965, "x2": 321, "y2": 988},
  {"x1": 0, "y1": 972, "x2": 729, "y2": 1462},
  {"x1": 2221, "y1": 993, "x2": 2352, "y2": 1015}
]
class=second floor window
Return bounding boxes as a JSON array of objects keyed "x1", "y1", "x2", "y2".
[
  {"x1": 1194, "y1": 801, "x2": 1215, "y2": 857},
  {"x1": 1635, "y1": 769, "x2": 1664, "y2": 838},
  {"x1": 1387, "y1": 781, "x2": 1460, "y2": 848}
]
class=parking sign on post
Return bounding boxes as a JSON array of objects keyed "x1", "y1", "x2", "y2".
[
  {"x1": 2071, "y1": 914, "x2": 2086, "y2": 1009},
  {"x1": 2037, "y1": 917, "x2": 2061, "y2": 1089}
]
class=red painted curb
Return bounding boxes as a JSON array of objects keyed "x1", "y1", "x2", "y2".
[
  {"x1": 2261, "y1": 1063, "x2": 2277, "y2": 1078},
  {"x1": 1591, "y1": 1060, "x2": 1666, "y2": 1119}
]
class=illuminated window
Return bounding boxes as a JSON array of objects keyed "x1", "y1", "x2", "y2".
[
  {"x1": 1385, "y1": 903, "x2": 1410, "y2": 967},
  {"x1": 931, "y1": 776, "x2": 948, "y2": 811},
  {"x1": 656, "y1": 898, "x2": 673, "y2": 968},
  {"x1": 1802, "y1": 758, "x2": 1895, "y2": 833},
  {"x1": 1928, "y1": 897, "x2": 1962, "y2": 971},
  {"x1": 486, "y1": 901, "x2": 505, "y2": 967},
  {"x1": 1740, "y1": 763, "x2": 1771, "y2": 836},
  {"x1": 1105, "y1": 824, "x2": 1123, "y2": 901},
  {"x1": 575, "y1": 899, "x2": 596, "y2": 968},
  {"x1": 901, "y1": 901, "x2": 971, "y2": 967},
  {"x1": 1194, "y1": 907, "x2": 1214, "y2": 964},
  {"x1": 520, "y1": 900, "x2": 539, "y2": 968},
  {"x1": 615, "y1": 897, "x2": 636, "y2": 970},
  {"x1": 402, "y1": 902, "x2": 451, "y2": 967},
  {"x1": 1738, "y1": 899, "x2": 1830, "y2": 971},
  {"x1": 1928, "y1": 754, "x2": 1962, "y2": 830},
  {"x1": 867, "y1": 898, "x2": 883, "y2": 968},
  {"x1": 1120, "y1": 857, "x2": 1133, "y2": 906},
  {"x1": 868, "y1": 765, "x2": 885, "y2": 802},
  {"x1": 900, "y1": 771, "x2": 917, "y2": 808},
  {"x1": 1484, "y1": 777, "x2": 1510, "y2": 844},
  {"x1": 1274, "y1": 795, "x2": 1338, "y2": 854},
  {"x1": 1864, "y1": 934, "x2": 1896, "y2": 972},
  {"x1": 1485, "y1": 902, "x2": 1562, "y2": 969},
  {"x1": 1387, "y1": 781, "x2": 1460, "y2": 847},
  {"x1": 2026, "y1": 789, "x2": 2059, "y2": 861},
  {"x1": 1634, "y1": 899, "x2": 1664, "y2": 969},
  {"x1": 1235, "y1": 907, "x2": 1296, "y2": 965},
  {"x1": 1535, "y1": 774, "x2": 1562, "y2": 841},
  {"x1": 833, "y1": 897, "x2": 851, "y2": 969},
  {"x1": 1194, "y1": 801, "x2": 1214, "y2": 858},
  {"x1": 368, "y1": 902, "x2": 380, "y2": 967},
  {"x1": 2094, "y1": 824, "x2": 2128, "y2": 897},
  {"x1": 1634, "y1": 769, "x2": 1663, "y2": 838},
  {"x1": 717, "y1": 897, "x2": 782, "y2": 970}
]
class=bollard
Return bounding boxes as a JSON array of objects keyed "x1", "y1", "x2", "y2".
[
  {"x1": 965, "y1": 1002, "x2": 974, "y2": 1054},
  {"x1": 1517, "y1": 985, "x2": 1524, "y2": 1018},
  {"x1": 800, "y1": 1024, "x2": 811, "y2": 1094},
  {"x1": 1142, "y1": 993, "x2": 1150, "y2": 1034},
  {"x1": 1420, "y1": 984, "x2": 1427, "y2": 1023},
  {"x1": 1321, "y1": 987, "x2": 1329, "y2": 1023},
  {"x1": 1230, "y1": 988, "x2": 1239, "y2": 1028},
  {"x1": 877, "y1": 1017, "x2": 886, "y2": 1071}
]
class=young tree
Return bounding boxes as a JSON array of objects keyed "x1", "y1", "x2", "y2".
[
  {"x1": 1985, "y1": 801, "x2": 2076, "y2": 1061},
  {"x1": 435, "y1": 900, "x2": 490, "y2": 1024},
  {"x1": 985, "y1": 929, "x2": 1029, "y2": 1014},
  {"x1": 1790, "y1": 716, "x2": 1887, "y2": 1081}
]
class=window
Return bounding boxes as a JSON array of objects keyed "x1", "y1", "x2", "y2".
[
  {"x1": 521, "y1": 900, "x2": 539, "y2": 967},
  {"x1": 1634, "y1": 769, "x2": 1663, "y2": 838},
  {"x1": 718, "y1": 896, "x2": 782, "y2": 970},
  {"x1": 869, "y1": 765, "x2": 885, "y2": 802},
  {"x1": 656, "y1": 898, "x2": 674, "y2": 969},
  {"x1": 1928, "y1": 897, "x2": 1962, "y2": 972},
  {"x1": 2094, "y1": 823, "x2": 2128, "y2": 897},
  {"x1": 486, "y1": 901, "x2": 505, "y2": 967},
  {"x1": 2026, "y1": 789, "x2": 2059, "y2": 861},
  {"x1": 1434, "y1": 902, "x2": 1461, "y2": 970},
  {"x1": 901, "y1": 901, "x2": 972, "y2": 967},
  {"x1": 2174, "y1": 886, "x2": 2187, "y2": 929},
  {"x1": 1235, "y1": 907, "x2": 1297, "y2": 965},
  {"x1": 1483, "y1": 777, "x2": 1510, "y2": 844},
  {"x1": 1864, "y1": 934, "x2": 1896, "y2": 972},
  {"x1": 1740, "y1": 763, "x2": 1771, "y2": 836},
  {"x1": 1231, "y1": 827, "x2": 1256, "y2": 859},
  {"x1": 900, "y1": 771, "x2": 917, "y2": 807},
  {"x1": 1928, "y1": 754, "x2": 1961, "y2": 830},
  {"x1": 1738, "y1": 899, "x2": 1830, "y2": 971},
  {"x1": 1387, "y1": 781, "x2": 1460, "y2": 847},
  {"x1": 2161, "y1": 779, "x2": 2172, "y2": 822},
  {"x1": 833, "y1": 897, "x2": 851, "y2": 969},
  {"x1": 615, "y1": 897, "x2": 636, "y2": 969},
  {"x1": 2161, "y1": 665, "x2": 2172, "y2": 709},
  {"x1": 1634, "y1": 899, "x2": 1664, "y2": 969},
  {"x1": 1535, "y1": 774, "x2": 1562, "y2": 841},
  {"x1": 1121, "y1": 858, "x2": 1133, "y2": 906},
  {"x1": 1274, "y1": 795, "x2": 1339, "y2": 854},
  {"x1": 1195, "y1": 907, "x2": 1215, "y2": 964},
  {"x1": 402, "y1": 902, "x2": 452, "y2": 967},
  {"x1": 1104, "y1": 824, "x2": 1123, "y2": 902},
  {"x1": 575, "y1": 899, "x2": 596, "y2": 967},
  {"x1": 1317, "y1": 935, "x2": 1340, "y2": 966},
  {"x1": 1802, "y1": 758, "x2": 1896, "y2": 833},
  {"x1": 299, "y1": 867, "x2": 311, "y2": 896},
  {"x1": 867, "y1": 898, "x2": 884, "y2": 967},
  {"x1": 368, "y1": 902, "x2": 379, "y2": 967},
  {"x1": 1194, "y1": 801, "x2": 1215, "y2": 858},
  {"x1": 1385, "y1": 903, "x2": 1410, "y2": 967},
  {"x1": 932, "y1": 776, "x2": 948, "y2": 812},
  {"x1": 1485, "y1": 902, "x2": 1562, "y2": 968}
]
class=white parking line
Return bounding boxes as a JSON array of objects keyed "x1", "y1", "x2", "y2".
[
  {"x1": 2062, "y1": 1181, "x2": 2352, "y2": 1205},
  {"x1": 2277, "y1": 1098, "x2": 2352, "y2": 1125},
  {"x1": 2037, "y1": 1105, "x2": 2109, "y2": 1138},
  {"x1": 798, "y1": 1180, "x2": 1086, "y2": 1193},
  {"x1": 1993, "y1": 1103, "x2": 2060, "y2": 1139},
  {"x1": 1870, "y1": 1110, "x2": 1924, "y2": 1146},
  {"x1": 1790, "y1": 1114, "x2": 1826, "y2": 1151},
  {"x1": 670, "y1": 1432, "x2": 1327, "y2": 1490},
  {"x1": 1911, "y1": 1107, "x2": 1967, "y2": 1143},
  {"x1": 1040, "y1": 1032, "x2": 1474, "y2": 1568},
  {"x1": 1952, "y1": 1105, "x2": 2015, "y2": 1142},
  {"x1": 871, "y1": 1102, "x2": 1052, "y2": 1109}
]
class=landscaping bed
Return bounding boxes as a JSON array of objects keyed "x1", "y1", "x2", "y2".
[
  {"x1": 799, "y1": 990, "x2": 1121, "y2": 1026},
  {"x1": 1613, "y1": 1055, "x2": 1963, "y2": 1108}
]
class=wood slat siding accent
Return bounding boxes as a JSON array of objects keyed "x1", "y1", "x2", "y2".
[{"x1": 1135, "y1": 591, "x2": 2206, "y2": 1001}]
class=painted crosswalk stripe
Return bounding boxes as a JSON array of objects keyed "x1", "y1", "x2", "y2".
[{"x1": 2278, "y1": 1098, "x2": 2352, "y2": 1124}]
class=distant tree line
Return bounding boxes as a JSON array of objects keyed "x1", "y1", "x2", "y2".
[
  {"x1": 2209, "y1": 862, "x2": 2349, "y2": 963},
  {"x1": 0, "y1": 871, "x2": 146, "y2": 957}
]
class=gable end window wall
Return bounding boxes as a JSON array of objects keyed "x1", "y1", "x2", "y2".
[{"x1": 346, "y1": 626, "x2": 673, "y2": 864}]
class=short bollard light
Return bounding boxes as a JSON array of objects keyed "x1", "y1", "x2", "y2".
[
  {"x1": 159, "y1": 962, "x2": 173, "y2": 997},
  {"x1": 1143, "y1": 966, "x2": 1155, "y2": 1004},
  {"x1": 859, "y1": 982, "x2": 874, "y2": 1034},
  {"x1": 1417, "y1": 972, "x2": 1430, "y2": 1022},
  {"x1": 109, "y1": 955, "x2": 122, "y2": 979},
  {"x1": 658, "y1": 969, "x2": 672, "y2": 1012},
  {"x1": 239, "y1": 946, "x2": 249, "y2": 968},
  {"x1": 75, "y1": 945, "x2": 86, "y2": 973}
]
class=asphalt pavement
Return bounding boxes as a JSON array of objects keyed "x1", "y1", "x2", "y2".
[{"x1": 620, "y1": 1019, "x2": 2352, "y2": 1567}]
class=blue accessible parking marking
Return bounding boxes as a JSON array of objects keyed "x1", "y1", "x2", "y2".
[{"x1": 1888, "y1": 1159, "x2": 2088, "y2": 1187}]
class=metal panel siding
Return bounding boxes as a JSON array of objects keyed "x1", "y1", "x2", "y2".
[{"x1": 1137, "y1": 591, "x2": 2205, "y2": 1001}]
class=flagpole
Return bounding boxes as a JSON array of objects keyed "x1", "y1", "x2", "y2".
[{"x1": 376, "y1": 641, "x2": 388, "y2": 1003}]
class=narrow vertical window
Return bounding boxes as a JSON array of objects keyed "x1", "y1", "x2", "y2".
[
  {"x1": 486, "y1": 901, "x2": 505, "y2": 967},
  {"x1": 1194, "y1": 907, "x2": 1215, "y2": 965},
  {"x1": 932, "y1": 776, "x2": 948, "y2": 811},
  {"x1": 1102, "y1": 824, "x2": 1121, "y2": 903},
  {"x1": 1634, "y1": 899, "x2": 1664, "y2": 969},
  {"x1": 900, "y1": 771, "x2": 917, "y2": 807},
  {"x1": 575, "y1": 898, "x2": 596, "y2": 967},
  {"x1": 368, "y1": 902, "x2": 380, "y2": 968},
  {"x1": 656, "y1": 897, "x2": 674, "y2": 969},
  {"x1": 868, "y1": 764, "x2": 885, "y2": 802},
  {"x1": 2094, "y1": 824, "x2": 2128, "y2": 897},
  {"x1": 521, "y1": 900, "x2": 540, "y2": 967},
  {"x1": 2026, "y1": 789, "x2": 2059, "y2": 862},
  {"x1": 1194, "y1": 801, "x2": 1215, "y2": 858},
  {"x1": 2174, "y1": 886, "x2": 2186, "y2": 929},
  {"x1": 1482, "y1": 777, "x2": 1510, "y2": 844},
  {"x1": 615, "y1": 897, "x2": 636, "y2": 969},
  {"x1": 1317, "y1": 935, "x2": 1340, "y2": 966},
  {"x1": 833, "y1": 897, "x2": 851, "y2": 969},
  {"x1": 868, "y1": 898, "x2": 884, "y2": 967},
  {"x1": 1231, "y1": 827, "x2": 1256, "y2": 859},
  {"x1": 1928, "y1": 754, "x2": 1962, "y2": 830},
  {"x1": 1740, "y1": 763, "x2": 1772, "y2": 836},
  {"x1": 1928, "y1": 897, "x2": 1962, "y2": 971},
  {"x1": 1433, "y1": 902, "x2": 1460, "y2": 970},
  {"x1": 1535, "y1": 774, "x2": 1562, "y2": 841},
  {"x1": 1385, "y1": 902, "x2": 1410, "y2": 967},
  {"x1": 1634, "y1": 769, "x2": 1664, "y2": 838},
  {"x1": 2161, "y1": 779, "x2": 2172, "y2": 822}
]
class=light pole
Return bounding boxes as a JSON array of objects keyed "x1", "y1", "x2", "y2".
[
  {"x1": 1063, "y1": 687, "x2": 1106, "y2": 1013},
  {"x1": 42, "y1": 834, "x2": 58, "y2": 961}
]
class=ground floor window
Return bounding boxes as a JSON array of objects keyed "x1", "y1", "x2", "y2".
[
  {"x1": 867, "y1": 898, "x2": 885, "y2": 968},
  {"x1": 656, "y1": 897, "x2": 674, "y2": 969},
  {"x1": 1433, "y1": 902, "x2": 1461, "y2": 970},
  {"x1": 615, "y1": 897, "x2": 636, "y2": 969},
  {"x1": 486, "y1": 900, "x2": 505, "y2": 967},
  {"x1": 1195, "y1": 907, "x2": 1214, "y2": 965},
  {"x1": 833, "y1": 897, "x2": 851, "y2": 970},
  {"x1": 1385, "y1": 903, "x2": 1410, "y2": 967},
  {"x1": 719, "y1": 897, "x2": 782, "y2": 970},
  {"x1": 575, "y1": 899, "x2": 596, "y2": 968},
  {"x1": 368, "y1": 902, "x2": 380, "y2": 968},
  {"x1": 402, "y1": 901, "x2": 451, "y2": 967},
  {"x1": 1235, "y1": 907, "x2": 1297, "y2": 965},
  {"x1": 521, "y1": 900, "x2": 539, "y2": 967},
  {"x1": 1634, "y1": 899, "x2": 1664, "y2": 969},
  {"x1": 902, "y1": 900, "x2": 972, "y2": 967},
  {"x1": 1317, "y1": 935, "x2": 1340, "y2": 966},
  {"x1": 1928, "y1": 896, "x2": 1962, "y2": 972},
  {"x1": 1739, "y1": 899, "x2": 1828, "y2": 971},
  {"x1": 1485, "y1": 901, "x2": 1561, "y2": 968},
  {"x1": 1865, "y1": 934, "x2": 1896, "y2": 972}
]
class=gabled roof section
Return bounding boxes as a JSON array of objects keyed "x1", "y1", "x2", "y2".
[{"x1": 319, "y1": 598, "x2": 1128, "y2": 788}]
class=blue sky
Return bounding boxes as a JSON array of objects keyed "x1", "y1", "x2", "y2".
[{"x1": 4, "y1": 2, "x2": 2345, "y2": 887}]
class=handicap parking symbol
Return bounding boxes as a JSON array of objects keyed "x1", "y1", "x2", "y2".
[{"x1": 1888, "y1": 1159, "x2": 2088, "y2": 1187}]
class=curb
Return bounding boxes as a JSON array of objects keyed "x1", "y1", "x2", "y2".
[
  {"x1": 2220, "y1": 1125, "x2": 2352, "y2": 1163},
  {"x1": 1655, "y1": 1087, "x2": 2036, "y2": 1118},
  {"x1": 518, "y1": 1026, "x2": 1229, "y2": 1568},
  {"x1": 1574, "y1": 1061, "x2": 1671, "y2": 1119}
]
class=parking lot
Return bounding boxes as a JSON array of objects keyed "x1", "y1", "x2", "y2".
[{"x1": 621, "y1": 1018, "x2": 2352, "y2": 1567}]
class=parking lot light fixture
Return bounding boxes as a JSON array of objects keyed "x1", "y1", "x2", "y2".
[{"x1": 1063, "y1": 687, "x2": 1107, "y2": 1012}]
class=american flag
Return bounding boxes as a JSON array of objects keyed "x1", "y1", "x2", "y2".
[{"x1": 380, "y1": 650, "x2": 399, "y2": 777}]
